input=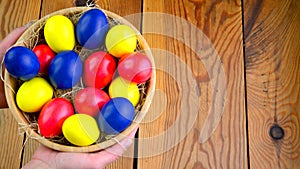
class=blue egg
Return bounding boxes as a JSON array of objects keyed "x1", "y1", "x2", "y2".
[
  {"x1": 48, "y1": 51, "x2": 82, "y2": 89},
  {"x1": 98, "y1": 97, "x2": 134, "y2": 134},
  {"x1": 76, "y1": 9, "x2": 109, "y2": 49},
  {"x1": 4, "y1": 46, "x2": 39, "y2": 81}
]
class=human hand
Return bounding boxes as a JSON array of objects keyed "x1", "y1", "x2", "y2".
[
  {"x1": 0, "y1": 26, "x2": 29, "y2": 56},
  {"x1": 22, "y1": 127, "x2": 138, "y2": 169},
  {"x1": 0, "y1": 25, "x2": 28, "y2": 108}
]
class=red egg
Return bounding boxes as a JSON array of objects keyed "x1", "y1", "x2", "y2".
[
  {"x1": 38, "y1": 98, "x2": 74, "y2": 138},
  {"x1": 33, "y1": 44, "x2": 56, "y2": 74},
  {"x1": 118, "y1": 52, "x2": 152, "y2": 83},
  {"x1": 74, "y1": 87, "x2": 110, "y2": 117},
  {"x1": 83, "y1": 51, "x2": 116, "y2": 89}
]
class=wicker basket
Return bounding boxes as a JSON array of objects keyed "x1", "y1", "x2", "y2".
[{"x1": 4, "y1": 7, "x2": 155, "y2": 152}]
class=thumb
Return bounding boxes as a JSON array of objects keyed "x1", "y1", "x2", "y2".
[{"x1": 0, "y1": 25, "x2": 29, "y2": 55}]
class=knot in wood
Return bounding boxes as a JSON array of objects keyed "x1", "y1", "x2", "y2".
[
  {"x1": 269, "y1": 124, "x2": 284, "y2": 141},
  {"x1": 75, "y1": 0, "x2": 95, "y2": 7}
]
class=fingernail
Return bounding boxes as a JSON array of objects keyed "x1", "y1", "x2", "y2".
[
  {"x1": 24, "y1": 20, "x2": 36, "y2": 28},
  {"x1": 122, "y1": 138, "x2": 133, "y2": 149}
]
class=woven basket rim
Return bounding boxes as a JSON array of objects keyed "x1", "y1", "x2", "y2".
[{"x1": 4, "y1": 6, "x2": 156, "y2": 152}]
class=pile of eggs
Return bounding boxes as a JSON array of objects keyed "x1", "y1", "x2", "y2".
[{"x1": 4, "y1": 9, "x2": 152, "y2": 146}]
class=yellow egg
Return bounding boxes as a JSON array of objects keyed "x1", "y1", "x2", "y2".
[
  {"x1": 62, "y1": 114, "x2": 100, "y2": 146},
  {"x1": 44, "y1": 15, "x2": 75, "y2": 53},
  {"x1": 105, "y1": 25, "x2": 137, "y2": 58},
  {"x1": 109, "y1": 77, "x2": 140, "y2": 106},
  {"x1": 16, "y1": 77, "x2": 53, "y2": 113}
]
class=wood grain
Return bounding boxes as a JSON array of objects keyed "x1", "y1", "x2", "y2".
[
  {"x1": 40, "y1": 0, "x2": 74, "y2": 17},
  {"x1": 0, "y1": 0, "x2": 41, "y2": 38},
  {"x1": 138, "y1": 0, "x2": 247, "y2": 168},
  {"x1": 97, "y1": 0, "x2": 142, "y2": 29},
  {"x1": 0, "y1": 109, "x2": 23, "y2": 169},
  {"x1": 244, "y1": 0, "x2": 300, "y2": 168}
]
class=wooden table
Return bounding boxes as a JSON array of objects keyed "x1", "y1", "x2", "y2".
[{"x1": 0, "y1": 0, "x2": 299, "y2": 168}]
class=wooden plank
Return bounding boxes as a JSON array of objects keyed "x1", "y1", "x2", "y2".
[
  {"x1": 0, "y1": 0, "x2": 41, "y2": 38},
  {"x1": 0, "y1": 109, "x2": 23, "y2": 169},
  {"x1": 20, "y1": 1, "x2": 142, "y2": 169},
  {"x1": 138, "y1": 0, "x2": 247, "y2": 168},
  {"x1": 97, "y1": 0, "x2": 142, "y2": 29},
  {"x1": 244, "y1": 0, "x2": 300, "y2": 168},
  {"x1": 0, "y1": 0, "x2": 41, "y2": 168},
  {"x1": 40, "y1": 0, "x2": 74, "y2": 17}
]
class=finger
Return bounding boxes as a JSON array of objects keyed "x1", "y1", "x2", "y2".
[
  {"x1": 26, "y1": 145, "x2": 62, "y2": 169},
  {"x1": 91, "y1": 127, "x2": 139, "y2": 167},
  {"x1": 55, "y1": 127, "x2": 138, "y2": 169},
  {"x1": 32, "y1": 145, "x2": 56, "y2": 158},
  {"x1": 105, "y1": 126, "x2": 138, "y2": 156},
  {"x1": 0, "y1": 26, "x2": 27, "y2": 56}
]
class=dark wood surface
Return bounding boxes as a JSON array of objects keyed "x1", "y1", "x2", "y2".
[{"x1": 0, "y1": 0, "x2": 299, "y2": 168}]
